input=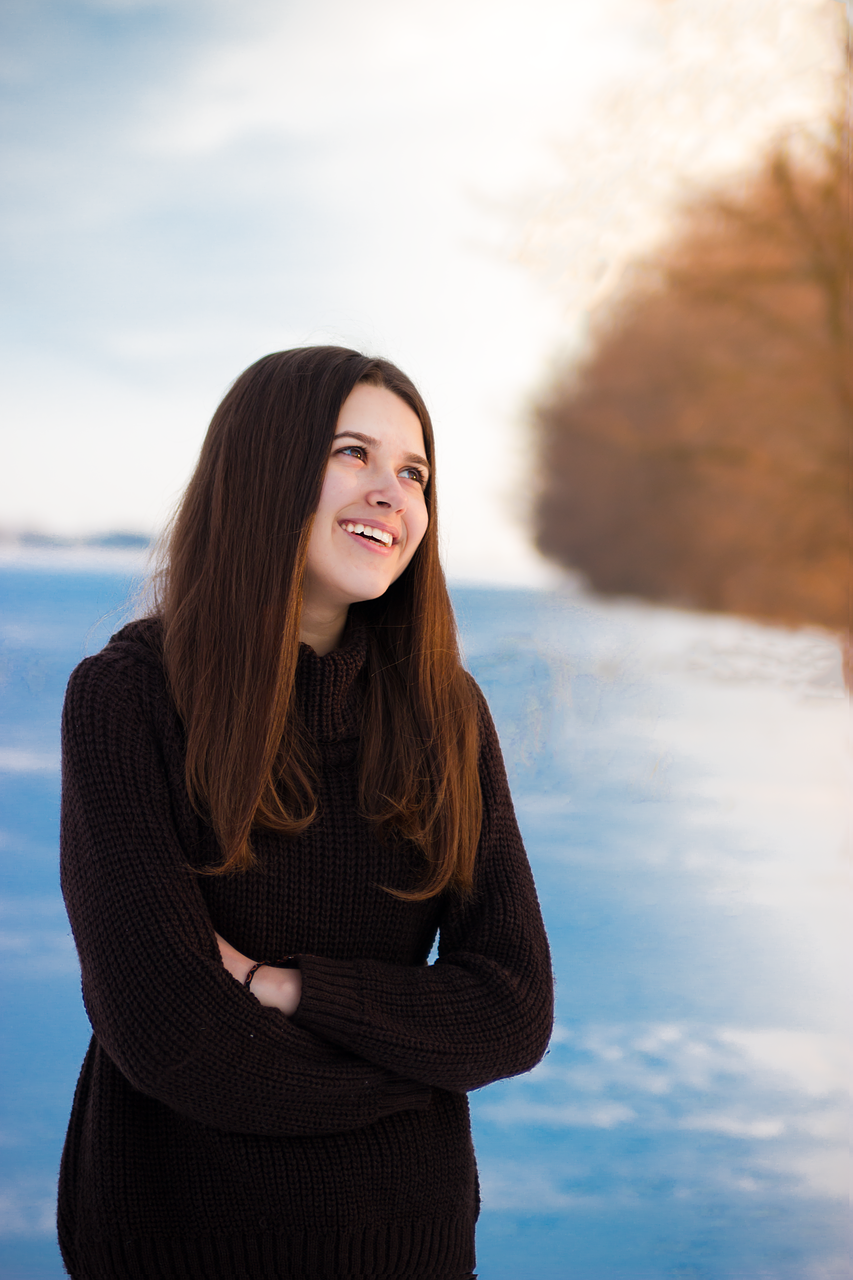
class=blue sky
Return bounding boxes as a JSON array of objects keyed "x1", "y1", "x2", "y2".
[
  {"x1": 0, "y1": 0, "x2": 617, "y2": 578},
  {"x1": 0, "y1": 0, "x2": 843, "y2": 580}
]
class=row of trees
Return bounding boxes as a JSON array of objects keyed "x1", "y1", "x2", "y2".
[{"x1": 533, "y1": 84, "x2": 850, "y2": 634}]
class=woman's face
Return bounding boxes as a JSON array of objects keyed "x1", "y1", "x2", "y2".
[{"x1": 302, "y1": 383, "x2": 430, "y2": 624}]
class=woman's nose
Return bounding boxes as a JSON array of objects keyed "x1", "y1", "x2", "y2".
[{"x1": 367, "y1": 473, "x2": 407, "y2": 511}]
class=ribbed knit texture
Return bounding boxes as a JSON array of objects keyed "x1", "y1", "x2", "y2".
[{"x1": 58, "y1": 620, "x2": 553, "y2": 1279}]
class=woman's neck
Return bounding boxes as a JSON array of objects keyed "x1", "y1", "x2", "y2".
[{"x1": 298, "y1": 603, "x2": 349, "y2": 656}]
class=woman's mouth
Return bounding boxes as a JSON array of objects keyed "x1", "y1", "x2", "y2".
[{"x1": 340, "y1": 521, "x2": 396, "y2": 548}]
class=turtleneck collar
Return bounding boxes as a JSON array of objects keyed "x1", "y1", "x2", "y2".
[{"x1": 295, "y1": 626, "x2": 368, "y2": 742}]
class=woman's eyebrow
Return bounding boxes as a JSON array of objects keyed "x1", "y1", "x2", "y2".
[{"x1": 332, "y1": 431, "x2": 430, "y2": 472}]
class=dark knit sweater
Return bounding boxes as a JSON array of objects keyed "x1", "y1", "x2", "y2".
[{"x1": 58, "y1": 619, "x2": 553, "y2": 1280}]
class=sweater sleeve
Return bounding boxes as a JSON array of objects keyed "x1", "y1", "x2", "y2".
[
  {"x1": 291, "y1": 691, "x2": 554, "y2": 1091},
  {"x1": 60, "y1": 648, "x2": 431, "y2": 1138}
]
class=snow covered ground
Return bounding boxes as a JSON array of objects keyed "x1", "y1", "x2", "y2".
[{"x1": 0, "y1": 556, "x2": 849, "y2": 1278}]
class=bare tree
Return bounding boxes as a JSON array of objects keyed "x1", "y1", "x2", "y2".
[{"x1": 533, "y1": 100, "x2": 851, "y2": 635}]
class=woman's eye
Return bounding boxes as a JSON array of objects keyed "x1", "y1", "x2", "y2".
[
  {"x1": 337, "y1": 446, "x2": 366, "y2": 461},
  {"x1": 400, "y1": 466, "x2": 427, "y2": 485}
]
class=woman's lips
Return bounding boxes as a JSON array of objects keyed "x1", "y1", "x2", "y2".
[
  {"x1": 338, "y1": 519, "x2": 397, "y2": 555},
  {"x1": 339, "y1": 520, "x2": 399, "y2": 552}
]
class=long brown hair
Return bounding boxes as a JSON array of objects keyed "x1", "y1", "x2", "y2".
[{"x1": 153, "y1": 346, "x2": 481, "y2": 899}]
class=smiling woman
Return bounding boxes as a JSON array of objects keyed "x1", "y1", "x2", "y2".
[
  {"x1": 57, "y1": 346, "x2": 553, "y2": 1280},
  {"x1": 301, "y1": 382, "x2": 431, "y2": 655}
]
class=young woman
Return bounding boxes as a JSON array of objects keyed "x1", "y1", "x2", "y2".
[{"x1": 58, "y1": 346, "x2": 553, "y2": 1280}]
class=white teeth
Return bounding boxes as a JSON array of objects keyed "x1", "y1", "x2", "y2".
[{"x1": 343, "y1": 522, "x2": 393, "y2": 546}]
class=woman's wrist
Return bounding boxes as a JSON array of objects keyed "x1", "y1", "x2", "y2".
[
  {"x1": 250, "y1": 963, "x2": 302, "y2": 1015},
  {"x1": 215, "y1": 932, "x2": 301, "y2": 1015}
]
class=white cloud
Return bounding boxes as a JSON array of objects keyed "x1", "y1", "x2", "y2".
[
  {"x1": 718, "y1": 1028, "x2": 853, "y2": 1099},
  {"x1": 137, "y1": 0, "x2": 630, "y2": 175},
  {"x1": 680, "y1": 1112, "x2": 787, "y2": 1139},
  {"x1": 478, "y1": 1161, "x2": 597, "y2": 1212},
  {"x1": 0, "y1": 1180, "x2": 57, "y2": 1238},
  {"x1": 0, "y1": 900, "x2": 79, "y2": 977},
  {"x1": 0, "y1": 748, "x2": 60, "y2": 775},
  {"x1": 760, "y1": 1147, "x2": 851, "y2": 1202},
  {"x1": 477, "y1": 1020, "x2": 850, "y2": 1149},
  {"x1": 0, "y1": 929, "x2": 78, "y2": 977},
  {"x1": 475, "y1": 1017, "x2": 852, "y2": 1207},
  {"x1": 578, "y1": 1023, "x2": 853, "y2": 1102},
  {"x1": 478, "y1": 1098, "x2": 636, "y2": 1128}
]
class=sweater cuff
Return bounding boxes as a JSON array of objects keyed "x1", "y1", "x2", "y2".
[
  {"x1": 294, "y1": 953, "x2": 365, "y2": 1032},
  {"x1": 292, "y1": 954, "x2": 432, "y2": 1114}
]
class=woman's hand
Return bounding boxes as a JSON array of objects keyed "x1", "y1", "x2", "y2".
[{"x1": 214, "y1": 932, "x2": 302, "y2": 1016}]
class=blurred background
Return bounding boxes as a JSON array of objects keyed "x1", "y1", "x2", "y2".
[{"x1": 1, "y1": 1, "x2": 850, "y2": 1277}]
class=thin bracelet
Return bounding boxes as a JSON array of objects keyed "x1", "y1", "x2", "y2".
[
  {"x1": 244, "y1": 957, "x2": 299, "y2": 991},
  {"x1": 244, "y1": 961, "x2": 267, "y2": 991}
]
